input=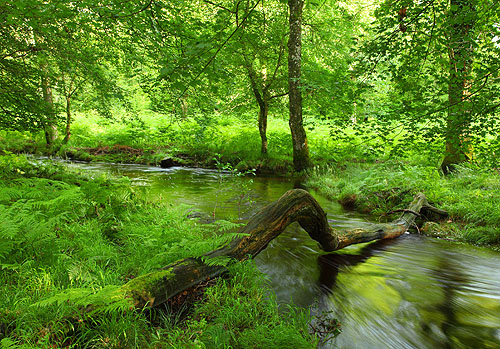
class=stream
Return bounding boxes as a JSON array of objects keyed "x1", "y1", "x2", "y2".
[{"x1": 60, "y1": 160, "x2": 500, "y2": 348}]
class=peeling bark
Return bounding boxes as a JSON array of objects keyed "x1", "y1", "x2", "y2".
[{"x1": 114, "y1": 189, "x2": 445, "y2": 309}]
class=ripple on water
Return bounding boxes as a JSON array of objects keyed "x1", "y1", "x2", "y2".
[{"x1": 42, "y1": 158, "x2": 500, "y2": 348}]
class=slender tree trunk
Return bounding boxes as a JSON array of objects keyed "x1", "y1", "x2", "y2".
[
  {"x1": 41, "y1": 74, "x2": 58, "y2": 147},
  {"x1": 287, "y1": 0, "x2": 310, "y2": 172},
  {"x1": 441, "y1": 0, "x2": 475, "y2": 173},
  {"x1": 247, "y1": 65, "x2": 270, "y2": 155},
  {"x1": 258, "y1": 93, "x2": 269, "y2": 154},
  {"x1": 181, "y1": 96, "x2": 188, "y2": 119},
  {"x1": 63, "y1": 96, "x2": 71, "y2": 144}
]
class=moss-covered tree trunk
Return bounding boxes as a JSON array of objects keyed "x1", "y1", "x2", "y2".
[
  {"x1": 287, "y1": 0, "x2": 310, "y2": 172},
  {"x1": 113, "y1": 189, "x2": 445, "y2": 309}
]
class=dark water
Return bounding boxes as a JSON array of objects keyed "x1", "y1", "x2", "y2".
[{"x1": 60, "y1": 161, "x2": 500, "y2": 348}]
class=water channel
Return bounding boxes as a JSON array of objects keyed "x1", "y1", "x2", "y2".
[{"x1": 60, "y1": 160, "x2": 500, "y2": 348}]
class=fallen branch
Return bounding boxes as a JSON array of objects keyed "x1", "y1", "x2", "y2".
[
  {"x1": 387, "y1": 209, "x2": 421, "y2": 217},
  {"x1": 114, "y1": 189, "x2": 443, "y2": 308}
]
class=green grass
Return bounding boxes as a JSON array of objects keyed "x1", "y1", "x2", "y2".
[
  {"x1": 3, "y1": 108, "x2": 499, "y2": 247},
  {"x1": 0, "y1": 154, "x2": 320, "y2": 347},
  {"x1": 306, "y1": 160, "x2": 500, "y2": 246},
  {"x1": 0, "y1": 109, "x2": 403, "y2": 174}
]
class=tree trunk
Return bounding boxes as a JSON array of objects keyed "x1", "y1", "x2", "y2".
[
  {"x1": 41, "y1": 74, "x2": 58, "y2": 147},
  {"x1": 109, "y1": 189, "x2": 446, "y2": 309},
  {"x1": 441, "y1": 0, "x2": 475, "y2": 173},
  {"x1": 258, "y1": 94, "x2": 269, "y2": 155},
  {"x1": 287, "y1": 0, "x2": 310, "y2": 172},
  {"x1": 181, "y1": 96, "x2": 188, "y2": 119},
  {"x1": 63, "y1": 96, "x2": 71, "y2": 144},
  {"x1": 246, "y1": 64, "x2": 270, "y2": 155}
]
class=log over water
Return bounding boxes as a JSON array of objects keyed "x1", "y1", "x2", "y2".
[{"x1": 116, "y1": 189, "x2": 446, "y2": 308}]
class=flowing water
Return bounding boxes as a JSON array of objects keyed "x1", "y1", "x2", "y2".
[{"x1": 59, "y1": 161, "x2": 500, "y2": 348}]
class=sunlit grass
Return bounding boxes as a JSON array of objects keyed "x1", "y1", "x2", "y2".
[{"x1": 307, "y1": 161, "x2": 500, "y2": 246}]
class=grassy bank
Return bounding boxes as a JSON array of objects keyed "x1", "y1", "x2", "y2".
[
  {"x1": 306, "y1": 161, "x2": 500, "y2": 247},
  {"x1": 0, "y1": 110, "x2": 390, "y2": 175},
  {"x1": 3, "y1": 111, "x2": 499, "y2": 248},
  {"x1": 0, "y1": 154, "x2": 320, "y2": 347}
]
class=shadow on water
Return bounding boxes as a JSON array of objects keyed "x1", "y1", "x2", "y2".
[
  {"x1": 43, "y1": 159, "x2": 500, "y2": 348},
  {"x1": 313, "y1": 236, "x2": 500, "y2": 349},
  {"x1": 317, "y1": 239, "x2": 398, "y2": 295}
]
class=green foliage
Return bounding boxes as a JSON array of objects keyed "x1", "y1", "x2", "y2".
[
  {"x1": 307, "y1": 160, "x2": 500, "y2": 245},
  {"x1": 0, "y1": 155, "x2": 315, "y2": 347},
  {"x1": 355, "y1": 0, "x2": 500, "y2": 165},
  {"x1": 151, "y1": 261, "x2": 318, "y2": 348}
]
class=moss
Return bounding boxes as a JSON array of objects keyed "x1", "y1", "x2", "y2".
[
  {"x1": 307, "y1": 161, "x2": 500, "y2": 247},
  {"x1": 119, "y1": 268, "x2": 174, "y2": 306}
]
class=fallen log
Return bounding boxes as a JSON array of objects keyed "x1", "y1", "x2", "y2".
[{"x1": 114, "y1": 189, "x2": 446, "y2": 308}]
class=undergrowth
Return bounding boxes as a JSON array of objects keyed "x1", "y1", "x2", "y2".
[
  {"x1": 0, "y1": 111, "x2": 392, "y2": 175},
  {"x1": 307, "y1": 161, "x2": 500, "y2": 246},
  {"x1": 0, "y1": 154, "x2": 319, "y2": 347}
]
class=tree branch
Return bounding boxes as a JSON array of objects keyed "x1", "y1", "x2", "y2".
[
  {"x1": 105, "y1": 190, "x2": 443, "y2": 309},
  {"x1": 270, "y1": 92, "x2": 288, "y2": 99},
  {"x1": 111, "y1": 0, "x2": 154, "y2": 18},
  {"x1": 202, "y1": 0, "x2": 235, "y2": 13},
  {"x1": 176, "y1": 0, "x2": 262, "y2": 102}
]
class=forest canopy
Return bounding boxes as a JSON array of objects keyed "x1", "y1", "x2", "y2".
[{"x1": 1, "y1": 0, "x2": 499, "y2": 169}]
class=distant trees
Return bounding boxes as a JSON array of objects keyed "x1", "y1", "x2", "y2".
[
  {"x1": 0, "y1": 1, "x2": 123, "y2": 147},
  {"x1": 361, "y1": 0, "x2": 500, "y2": 170},
  {"x1": 0, "y1": 2, "x2": 53, "y2": 132},
  {"x1": 139, "y1": 0, "x2": 353, "y2": 168},
  {"x1": 1, "y1": 0, "x2": 359, "y2": 168},
  {"x1": 442, "y1": 0, "x2": 476, "y2": 172},
  {"x1": 4, "y1": 0, "x2": 498, "y2": 171},
  {"x1": 236, "y1": 1, "x2": 289, "y2": 155}
]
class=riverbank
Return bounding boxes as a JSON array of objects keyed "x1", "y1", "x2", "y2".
[
  {"x1": 0, "y1": 112, "x2": 363, "y2": 176},
  {"x1": 3, "y1": 123, "x2": 500, "y2": 248},
  {"x1": 0, "y1": 154, "x2": 320, "y2": 347},
  {"x1": 1, "y1": 134, "x2": 296, "y2": 176},
  {"x1": 306, "y1": 161, "x2": 500, "y2": 248}
]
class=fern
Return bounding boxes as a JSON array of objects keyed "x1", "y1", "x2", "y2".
[
  {"x1": 33, "y1": 285, "x2": 134, "y2": 314},
  {"x1": 1, "y1": 155, "x2": 286, "y2": 347},
  {"x1": 0, "y1": 338, "x2": 19, "y2": 348},
  {"x1": 200, "y1": 255, "x2": 233, "y2": 267}
]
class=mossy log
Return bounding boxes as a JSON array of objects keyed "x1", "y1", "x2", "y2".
[{"x1": 118, "y1": 189, "x2": 445, "y2": 308}]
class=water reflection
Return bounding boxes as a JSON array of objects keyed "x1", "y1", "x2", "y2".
[
  {"x1": 314, "y1": 236, "x2": 500, "y2": 349},
  {"x1": 45, "y1": 159, "x2": 500, "y2": 348},
  {"x1": 317, "y1": 239, "x2": 397, "y2": 294}
]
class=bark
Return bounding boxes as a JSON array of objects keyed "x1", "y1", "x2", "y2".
[
  {"x1": 441, "y1": 0, "x2": 475, "y2": 173},
  {"x1": 287, "y1": 0, "x2": 310, "y2": 172},
  {"x1": 41, "y1": 73, "x2": 58, "y2": 146},
  {"x1": 112, "y1": 189, "x2": 445, "y2": 309},
  {"x1": 246, "y1": 63, "x2": 270, "y2": 155},
  {"x1": 180, "y1": 96, "x2": 188, "y2": 119},
  {"x1": 258, "y1": 94, "x2": 269, "y2": 155},
  {"x1": 63, "y1": 96, "x2": 71, "y2": 144}
]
